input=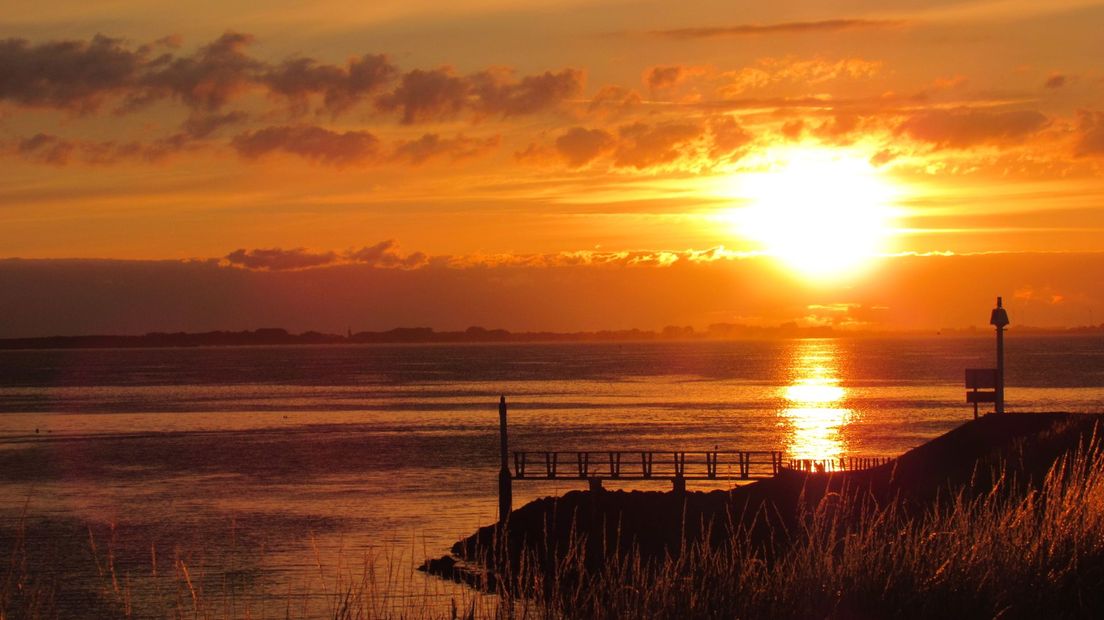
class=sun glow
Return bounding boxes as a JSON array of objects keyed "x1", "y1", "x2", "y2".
[
  {"x1": 733, "y1": 148, "x2": 897, "y2": 280},
  {"x1": 781, "y1": 339, "x2": 854, "y2": 462}
]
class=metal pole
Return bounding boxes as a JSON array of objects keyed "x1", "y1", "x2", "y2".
[
  {"x1": 498, "y1": 395, "x2": 512, "y2": 521},
  {"x1": 990, "y1": 296, "x2": 1009, "y2": 414},
  {"x1": 996, "y1": 320, "x2": 1005, "y2": 414}
]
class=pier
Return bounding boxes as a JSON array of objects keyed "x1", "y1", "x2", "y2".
[
  {"x1": 496, "y1": 396, "x2": 894, "y2": 518},
  {"x1": 511, "y1": 450, "x2": 892, "y2": 482},
  {"x1": 513, "y1": 450, "x2": 785, "y2": 481}
]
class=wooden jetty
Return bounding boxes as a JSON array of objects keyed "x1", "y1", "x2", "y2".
[
  {"x1": 512, "y1": 450, "x2": 892, "y2": 482},
  {"x1": 513, "y1": 449, "x2": 784, "y2": 481},
  {"x1": 496, "y1": 396, "x2": 894, "y2": 520}
]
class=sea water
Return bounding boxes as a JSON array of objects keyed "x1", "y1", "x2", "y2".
[{"x1": 0, "y1": 336, "x2": 1100, "y2": 614}]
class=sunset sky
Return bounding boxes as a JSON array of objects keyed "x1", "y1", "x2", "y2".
[{"x1": 2, "y1": 0, "x2": 1104, "y2": 336}]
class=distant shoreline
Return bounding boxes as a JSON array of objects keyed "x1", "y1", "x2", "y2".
[{"x1": 1, "y1": 324, "x2": 1100, "y2": 350}]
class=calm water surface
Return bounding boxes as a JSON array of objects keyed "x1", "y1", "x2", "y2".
[{"x1": 0, "y1": 336, "x2": 1100, "y2": 614}]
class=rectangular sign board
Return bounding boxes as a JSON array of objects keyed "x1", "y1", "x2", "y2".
[
  {"x1": 967, "y1": 391, "x2": 997, "y2": 403},
  {"x1": 965, "y1": 368, "x2": 998, "y2": 390}
]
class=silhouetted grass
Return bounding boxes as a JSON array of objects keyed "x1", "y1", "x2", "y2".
[{"x1": 482, "y1": 433, "x2": 1104, "y2": 619}]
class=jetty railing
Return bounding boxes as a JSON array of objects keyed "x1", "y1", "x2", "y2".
[
  {"x1": 512, "y1": 451, "x2": 894, "y2": 481},
  {"x1": 494, "y1": 395, "x2": 896, "y2": 520},
  {"x1": 513, "y1": 450, "x2": 786, "y2": 481},
  {"x1": 788, "y1": 456, "x2": 895, "y2": 473}
]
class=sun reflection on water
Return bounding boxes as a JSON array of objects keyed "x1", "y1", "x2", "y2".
[{"x1": 780, "y1": 339, "x2": 854, "y2": 461}]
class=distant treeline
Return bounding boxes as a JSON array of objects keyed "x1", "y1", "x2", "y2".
[
  {"x1": 0, "y1": 323, "x2": 1100, "y2": 350},
  {"x1": 0, "y1": 324, "x2": 829, "y2": 349}
]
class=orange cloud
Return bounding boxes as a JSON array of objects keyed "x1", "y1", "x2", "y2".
[
  {"x1": 1074, "y1": 110, "x2": 1104, "y2": 157},
  {"x1": 130, "y1": 31, "x2": 259, "y2": 112},
  {"x1": 649, "y1": 19, "x2": 906, "y2": 39},
  {"x1": 391, "y1": 133, "x2": 500, "y2": 164},
  {"x1": 718, "y1": 56, "x2": 882, "y2": 96},
  {"x1": 0, "y1": 32, "x2": 582, "y2": 130},
  {"x1": 374, "y1": 67, "x2": 469, "y2": 123},
  {"x1": 1044, "y1": 74, "x2": 1067, "y2": 89},
  {"x1": 263, "y1": 54, "x2": 397, "y2": 116},
  {"x1": 14, "y1": 132, "x2": 191, "y2": 165},
  {"x1": 231, "y1": 125, "x2": 380, "y2": 165},
  {"x1": 586, "y1": 85, "x2": 642, "y2": 116},
  {"x1": 0, "y1": 34, "x2": 145, "y2": 112},
  {"x1": 897, "y1": 108, "x2": 1049, "y2": 149},
  {"x1": 555, "y1": 127, "x2": 615, "y2": 167},
  {"x1": 642, "y1": 65, "x2": 707, "y2": 90},
  {"x1": 376, "y1": 66, "x2": 583, "y2": 124},
  {"x1": 345, "y1": 240, "x2": 428, "y2": 269},
  {"x1": 470, "y1": 68, "x2": 584, "y2": 117},
  {"x1": 707, "y1": 115, "x2": 753, "y2": 159},
  {"x1": 613, "y1": 121, "x2": 703, "y2": 168},
  {"x1": 225, "y1": 247, "x2": 338, "y2": 270},
  {"x1": 225, "y1": 241, "x2": 426, "y2": 271},
  {"x1": 546, "y1": 115, "x2": 752, "y2": 169},
  {"x1": 180, "y1": 111, "x2": 249, "y2": 138}
]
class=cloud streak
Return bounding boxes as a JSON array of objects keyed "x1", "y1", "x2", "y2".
[
  {"x1": 391, "y1": 133, "x2": 500, "y2": 164},
  {"x1": 0, "y1": 33, "x2": 583, "y2": 125},
  {"x1": 0, "y1": 34, "x2": 145, "y2": 112},
  {"x1": 897, "y1": 108, "x2": 1049, "y2": 149},
  {"x1": 13, "y1": 132, "x2": 192, "y2": 165},
  {"x1": 225, "y1": 243, "x2": 756, "y2": 272},
  {"x1": 549, "y1": 116, "x2": 752, "y2": 169},
  {"x1": 376, "y1": 67, "x2": 583, "y2": 124},
  {"x1": 1074, "y1": 110, "x2": 1104, "y2": 157},
  {"x1": 650, "y1": 19, "x2": 906, "y2": 39},
  {"x1": 224, "y1": 241, "x2": 427, "y2": 270},
  {"x1": 263, "y1": 53, "x2": 397, "y2": 116},
  {"x1": 231, "y1": 125, "x2": 380, "y2": 165}
]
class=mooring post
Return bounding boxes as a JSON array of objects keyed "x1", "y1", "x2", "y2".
[
  {"x1": 498, "y1": 395, "x2": 512, "y2": 522},
  {"x1": 990, "y1": 297, "x2": 1010, "y2": 414},
  {"x1": 672, "y1": 475, "x2": 686, "y2": 494}
]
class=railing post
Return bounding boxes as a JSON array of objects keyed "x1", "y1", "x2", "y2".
[
  {"x1": 514, "y1": 451, "x2": 526, "y2": 479},
  {"x1": 498, "y1": 396, "x2": 512, "y2": 522}
]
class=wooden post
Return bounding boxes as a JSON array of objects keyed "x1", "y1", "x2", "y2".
[
  {"x1": 498, "y1": 396, "x2": 512, "y2": 522},
  {"x1": 672, "y1": 476, "x2": 686, "y2": 494}
]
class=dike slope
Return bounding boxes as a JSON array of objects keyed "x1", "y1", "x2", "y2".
[{"x1": 429, "y1": 413, "x2": 1103, "y2": 582}]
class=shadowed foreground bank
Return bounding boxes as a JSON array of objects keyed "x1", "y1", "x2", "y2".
[{"x1": 428, "y1": 413, "x2": 1104, "y2": 618}]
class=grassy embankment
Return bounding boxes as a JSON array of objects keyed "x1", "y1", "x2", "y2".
[{"x1": 449, "y1": 413, "x2": 1104, "y2": 619}]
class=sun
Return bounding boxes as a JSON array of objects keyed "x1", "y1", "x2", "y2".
[{"x1": 732, "y1": 148, "x2": 897, "y2": 280}]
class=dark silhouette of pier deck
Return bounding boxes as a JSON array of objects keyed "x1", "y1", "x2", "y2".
[
  {"x1": 495, "y1": 396, "x2": 893, "y2": 519},
  {"x1": 512, "y1": 450, "x2": 892, "y2": 483}
]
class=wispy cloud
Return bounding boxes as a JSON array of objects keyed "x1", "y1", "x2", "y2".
[
  {"x1": 649, "y1": 19, "x2": 907, "y2": 39},
  {"x1": 0, "y1": 33, "x2": 582, "y2": 123},
  {"x1": 231, "y1": 125, "x2": 381, "y2": 166},
  {"x1": 897, "y1": 108, "x2": 1049, "y2": 149},
  {"x1": 222, "y1": 243, "x2": 753, "y2": 272},
  {"x1": 224, "y1": 240, "x2": 427, "y2": 271}
]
